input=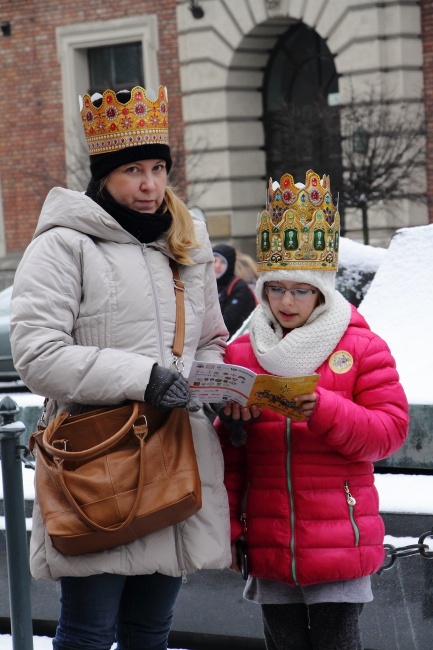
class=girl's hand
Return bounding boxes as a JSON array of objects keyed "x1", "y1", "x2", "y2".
[
  {"x1": 294, "y1": 393, "x2": 317, "y2": 419},
  {"x1": 223, "y1": 402, "x2": 261, "y2": 422}
]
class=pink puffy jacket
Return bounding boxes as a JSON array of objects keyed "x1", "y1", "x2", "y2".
[{"x1": 215, "y1": 306, "x2": 409, "y2": 586}]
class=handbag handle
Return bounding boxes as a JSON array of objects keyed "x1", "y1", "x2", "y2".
[
  {"x1": 42, "y1": 402, "x2": 142, "y2": 462},
  {"x1": 57, "y1": 436, "x2": 148, "y2": 533}
]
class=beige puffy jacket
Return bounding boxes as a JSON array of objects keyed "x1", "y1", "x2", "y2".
[{"x1": 10, "y1": 187, "x2": 231, "y2": 580}]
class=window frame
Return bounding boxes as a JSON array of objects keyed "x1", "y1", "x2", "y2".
[{"x1": 56, "y1": 15, "x2": 159, "y2": 189}]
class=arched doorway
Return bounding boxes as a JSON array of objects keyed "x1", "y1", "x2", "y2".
[{"x1": 263, "y1": 22, "x2": 343, "y2": 222}]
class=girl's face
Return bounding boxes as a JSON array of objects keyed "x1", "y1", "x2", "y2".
[
  {"x1": 264, "y1": 281, "x2": 321, "y2": 330},
  {"x1": 105, "y1": 159, "x2": 167, "y2": 214}
]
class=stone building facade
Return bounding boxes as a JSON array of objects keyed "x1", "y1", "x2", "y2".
[
  {"x1": 421, "y1": 0, "x2": 433, "y2": 224},
  {"x1": 178, "y1": 0, "x2": 427, "y2": 253}
]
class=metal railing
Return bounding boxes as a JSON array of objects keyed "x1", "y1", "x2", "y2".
[{"x1": 0, "y1": 395, "x2": 34, "y2": 650}]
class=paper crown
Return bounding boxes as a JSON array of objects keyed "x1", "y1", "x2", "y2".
[
  {"x1": 79, "y1": 85, "x2": 169, "y2": 156},
  {"x1": 256, "y1": 169, "x2": 340, "y2": 272}
]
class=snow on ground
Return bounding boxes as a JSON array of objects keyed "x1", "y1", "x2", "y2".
[
  {"x1": 0, "y1": 639, "x2": 187, "y2": 649},
  {"x1": 0, "y1": 637, "x2": 54, "y2": 649}
]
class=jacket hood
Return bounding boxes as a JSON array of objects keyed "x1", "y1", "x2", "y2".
[
  {"x1": 33, "y1": 187, "x2": 213, "y2": 264},
  {"x1": 212, "y1": 243, "x2": 236, "y2": 287}
]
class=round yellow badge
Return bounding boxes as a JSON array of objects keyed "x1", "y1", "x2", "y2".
[{"x1": 328, "y1": 351, "x2": 354, "y2": 374}]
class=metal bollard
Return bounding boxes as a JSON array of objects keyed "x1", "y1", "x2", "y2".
[{"x1": 0, "y1": 395, "x2": 34, "y2": 650}]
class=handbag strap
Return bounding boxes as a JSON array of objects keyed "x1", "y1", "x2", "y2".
[{"x1": 169, "y1": 258, "x2": 186, "y2": 369}]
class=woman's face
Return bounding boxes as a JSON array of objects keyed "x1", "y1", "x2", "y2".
[
  {"x1": 105, "y1": 159, "x2": 167, "y2": 213},
  {"x1": 265, "y1": 281, "x2": 321, "y2": 330}
]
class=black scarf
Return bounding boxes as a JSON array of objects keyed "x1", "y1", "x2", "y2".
[{"x1": 86, "y1": 179, "x2": 173, "y2": 244}]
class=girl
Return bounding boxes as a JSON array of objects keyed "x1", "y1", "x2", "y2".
[{"x1": 215, "y1": 170, "x2": 409, "y2": 650}]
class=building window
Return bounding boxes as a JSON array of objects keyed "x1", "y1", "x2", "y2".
[
  {"x1": 88, "y1": 42, "x2": 144, "y2": 95},
  {"x1": 56, "y1": 15, "x2": 159, "y2": 189},
  {"x1": 263, "y1": 22, "x2": 342, "y2": 189}
]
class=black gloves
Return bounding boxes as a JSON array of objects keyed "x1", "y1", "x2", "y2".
[
  {"x1": 145, "y1": 365, "x2": 201, "y2": 411},
  {"x1": 218, "y1": 406, "x2": 248, "y2": 447}
]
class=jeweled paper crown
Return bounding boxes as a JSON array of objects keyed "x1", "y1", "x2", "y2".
[
  {"x1": 256, "y1": 169, "x2": 340, "y2": 272},
  {"x1": 80, "y1": 85, "x2": 169, "y2": 156}
]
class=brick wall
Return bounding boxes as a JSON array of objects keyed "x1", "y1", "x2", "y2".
[
  {"x1": 0, "y1": 0, "x2": 184, "y2": 254},
  {"x1": 420, "y1": 0, "x2": 433, "y2": 223}
]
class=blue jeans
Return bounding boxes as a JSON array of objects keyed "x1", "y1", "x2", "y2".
[{"x1": 53, "y1": 572, "x2": 182, "y2": 650}]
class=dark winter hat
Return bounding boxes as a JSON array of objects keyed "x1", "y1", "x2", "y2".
[
  {"x1": 79, "y1": 86, "x2": 172, "y2": 182},
  {"x1": 212, "y1": 243, "x2": 236, "y2": 283}
]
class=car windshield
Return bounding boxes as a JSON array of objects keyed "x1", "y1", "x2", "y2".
[{"x1": 0, "y1": 285, "x2": 12, "y2": 317}]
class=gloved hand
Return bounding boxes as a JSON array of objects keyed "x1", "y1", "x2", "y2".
[
  {"x1": 185, "y1": 396, "x2": 202, "y2": 413},
  {"x1": 218, "y1": 406, "x2": 248, "y2": 447},
  {"x1": 145, "y1": 365, "x2": 192, "y2": 409}
]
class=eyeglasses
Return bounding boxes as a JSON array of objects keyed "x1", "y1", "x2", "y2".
[{"x1": 264, "y1": 285, "x2": 318, "y2": 300}]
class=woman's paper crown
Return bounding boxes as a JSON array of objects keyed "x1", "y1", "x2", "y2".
[
  {"x1": 256, "y1": 169, "x2": 340, "y2": 272},
  {"x1": 79, "y1": 85, "x2": 169, "y2": 156}
]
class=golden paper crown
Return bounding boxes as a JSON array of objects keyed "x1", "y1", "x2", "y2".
[
  {"x1": 256, "y1": 169, "x2": 340, "y2": 272},
  {"x1": 80, "y1": 85, "x2": 169, "y2": 156}
]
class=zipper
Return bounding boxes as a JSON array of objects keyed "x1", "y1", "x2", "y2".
[
  {"x1": 286, "y1": 419, "x2": 298, "y2": 585},
  {"x1": 344, "y1": 481, "x2": 360, "y2": 546},
  {"x1": 142, "y1": 246, "x2": 168, "y2": 367},
  {"x1": 240, "y1": 483, "x2": 249, "y2": 537},
  {"x1": 174, "y1": 523, "x2": 188, "y2": 583}
]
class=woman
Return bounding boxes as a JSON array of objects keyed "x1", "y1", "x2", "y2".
[
  {"x1": 10, "y1": 85, "x2": 231, "y2": 650},
  {"x1": 214, "y1": 170, "x2": 409, "y2": 650}
]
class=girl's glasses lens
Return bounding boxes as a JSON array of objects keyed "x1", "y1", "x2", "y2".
[{"x1": 265, "y1": 286, "x2": 317, "y2": 300}]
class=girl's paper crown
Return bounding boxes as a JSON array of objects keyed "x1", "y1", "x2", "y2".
[{"x1": 256, "y1": 169, "x2": 340, "y2": 272}]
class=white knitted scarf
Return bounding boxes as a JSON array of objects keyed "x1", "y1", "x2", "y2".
[{"x1": 249, "y1": 291, "x2": 352, "y2": 376}]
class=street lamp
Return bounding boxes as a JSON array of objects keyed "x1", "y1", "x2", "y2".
[
  {"x1": 351, "y1": 126, "x2": 370, "y2": 243},
  {"x1": 189, "y1": 1, "x2": 205, "y2": 19}
]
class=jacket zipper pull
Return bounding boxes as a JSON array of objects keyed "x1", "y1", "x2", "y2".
[
  {"x1": 241, "y1": 511, "x2": 248, "y2": 534},
  {"x1": 344, "y1": 481, "x2": 356, "y2": 506}
]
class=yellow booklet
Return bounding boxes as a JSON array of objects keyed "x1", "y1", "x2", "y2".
[{"x1": 188, "y1": 361, "x2": 319, "y2": 422}]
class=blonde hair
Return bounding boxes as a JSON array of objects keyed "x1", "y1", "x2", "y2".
[
  {"x1": 235, "y1": 251, "x2": 259, "y2": 285},
  {"x1": 162, "y1": 186, "x2": 199, "y2": 265}
]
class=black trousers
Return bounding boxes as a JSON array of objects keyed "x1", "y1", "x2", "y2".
[{"x1": 261, "y1": 602, "x2": 364, "y2": 650}]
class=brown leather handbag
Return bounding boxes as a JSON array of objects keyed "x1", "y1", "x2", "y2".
[{"x1": 30, "y1": 261, "x2": 202, "y2": 556}]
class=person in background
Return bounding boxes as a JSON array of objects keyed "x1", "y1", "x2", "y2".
[
  {"x1": 10, "y1": 85, "x2": 231, "y2": 650},
  {"x1": 235, "y1": 250, "x2": 259, "y2": 296},
  {"x1": 213, "y1": 243, "x2": 257, "y2": 338},
  {"x1": 214, "y1": 170, "x2": 409, "y2": 650}
]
